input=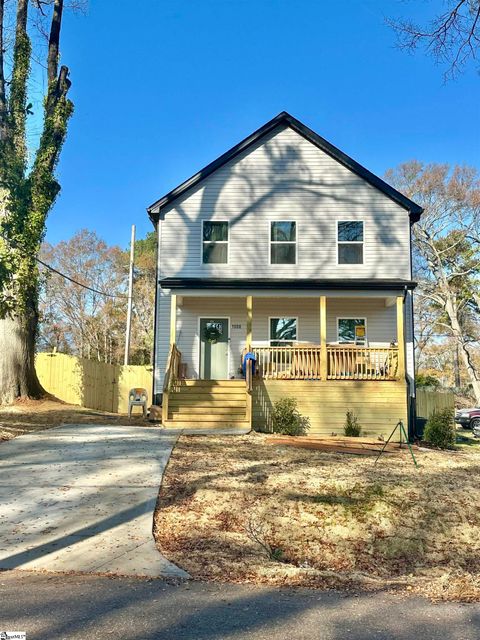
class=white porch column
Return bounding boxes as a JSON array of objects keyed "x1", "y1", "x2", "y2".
[{"x1": 170, "y1": 293, "x2": 177, "y2": 346}]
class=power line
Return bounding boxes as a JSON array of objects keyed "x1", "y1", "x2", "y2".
[
  {"x1": 36, "y1": 258, "x2": 128, "y2": 300},
  {"x1": 1, "y1": 232, "x2": 128, "y2": 300}
]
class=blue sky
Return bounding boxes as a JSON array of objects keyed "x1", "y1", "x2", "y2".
[{"x1": 40, "y1": 0, "x2": 479, "y2": 248}]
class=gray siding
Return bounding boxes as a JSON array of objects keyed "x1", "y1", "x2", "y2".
[
  {"x1": 153, "y1": 123, "x2": 415, "y2": 394},
  {"x1": 158, "y1": 125, "x2": 411, "y2": 281}
]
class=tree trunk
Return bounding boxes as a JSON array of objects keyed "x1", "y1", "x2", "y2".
[
  {"x1": 444, "y1": 295, "x2": 480, "y2": 403},
  {"x1": 0, "y1": 304, "x2": 46, "y2": 404},
  {"x1": 454, "y1": 343, "x2": 461, "y2": 388}
]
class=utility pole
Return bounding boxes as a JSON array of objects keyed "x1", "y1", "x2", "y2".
[{"x1": 124, "y1": 224, "x2": 135, "y2": 366}]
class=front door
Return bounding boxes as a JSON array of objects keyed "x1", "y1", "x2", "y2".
[{"x1": 199, "y1": 318, "x2": 229, "y2": 379}]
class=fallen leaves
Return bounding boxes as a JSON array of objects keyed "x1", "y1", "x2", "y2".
[{"x1": 154, "y1": 433, "x2": 480, "y2": 602}]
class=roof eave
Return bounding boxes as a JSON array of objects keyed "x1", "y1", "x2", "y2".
[{"x1": 159, "y1": 277, "x2": 418, "y2": 291}]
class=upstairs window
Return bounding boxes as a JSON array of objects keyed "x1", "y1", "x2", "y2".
[
  {"x1": 202, "y1": 221, "x2": 228, "y2": 264},
  {"x1": 337, "y1": 221, "x2": 364, "y2": 264},
  {"x1": 270, "y1": 221, "x2": 296, "y2": 264}
]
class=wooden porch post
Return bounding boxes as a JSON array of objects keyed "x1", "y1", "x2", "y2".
[
  {"x1": 170, "y1": 294, "x2": 177, "y2": 346},
  {"x1": 320, "y1": 296, "x2": 327, "y2": 380},
  {"x1": 163, "y1": 293, "x2": 177, "y2": 425},
  {"x1": 246, "y1": 295, "x2": 253, "y2": 350},
  {"x1": 245, "y1": 295, "x2": 253, "y2": 428},
  {"x1": 396, "y1": 295, "x2": 405, "y2": 380}
]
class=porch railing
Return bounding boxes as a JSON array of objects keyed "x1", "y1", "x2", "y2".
[
  {"x1": 163, "y1": 343, "x2": 182, "y2": 392},
  {"x1": 250, "y1": 344, "x2": 399, "y2": 381},
  {"x1": 162, "y1": 344, "x2": 182, "y2": 423},
  {"x1": 326, "y1": 345, "x2": 398, "y2": 381},
  {"x1": 245, "y1": 356, "x2": 253, "y2": 428},
  {"x1": 252, "y1": 346, "x2": 322, "y2": 380}
]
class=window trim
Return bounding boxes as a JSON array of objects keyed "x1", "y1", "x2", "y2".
[
  {"x1": 268, "y1": 316, "x2": 299, "y2": 345},
  {"x1": 269, "y1": 220, "x2": 297, "y2": 265},
  {"x1": 336, "y1": 316, "x2": 368, "y2": 344},
  {"x1": 201, "y1": 220, "x2": 229, "y2": 265},
  {"x1": 336, "y1": 220, "x2": 364, "y2": 266}
]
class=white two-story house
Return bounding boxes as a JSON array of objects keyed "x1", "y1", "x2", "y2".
[{"x1": 147, "y1": 112, "x2": 422, "y2": 438}]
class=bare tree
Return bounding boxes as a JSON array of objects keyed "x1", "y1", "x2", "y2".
[
  {"x1": 386, "y1": 161, "x2": 480, "y2": 402},
  {"x1": 0, "y1": 0, "x2": 75, "y2": 403},
  {"x1": 40, "y1": 231, "x2": 127, "y2": 364},
  {"x1": 38, "y1": 230, "x2": 156, "y2": 365},
  {"x1": 389, "y1": 0, "x2": 480, "y2": 80}
]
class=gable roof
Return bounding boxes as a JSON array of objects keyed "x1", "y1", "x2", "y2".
[{"x1": 147, "y1": 111, "x2": 423, "y2": 223}]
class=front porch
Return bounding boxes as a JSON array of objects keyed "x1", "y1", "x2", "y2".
[
  {"x1": 160, "y1": 289, "x2": 410, "y2": 435},
  {"x1": 164, "y1": 292, "x2": 406, "y2": 383}
]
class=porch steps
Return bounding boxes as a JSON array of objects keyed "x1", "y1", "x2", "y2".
[{"x1": 163, "y1": 380, "x2": 250, "y2": 429}]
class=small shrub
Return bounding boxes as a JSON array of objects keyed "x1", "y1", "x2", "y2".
[
  {"x1": 423, "y1": 408, "x2": 456, "y2": 449},
  {"x1": 415, "y1": 373, "x2": 441, "y2": 388},
  {"x1": 343, "y1": 410, "x2": 362, "y2": 437},
  {"x1": 271, "y1": 397, "x2": 310, "y2": 436}
]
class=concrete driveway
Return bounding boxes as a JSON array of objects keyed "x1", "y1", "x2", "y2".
[{"x1": 0, "y1": 424, "x2": 188, "y2": 578}]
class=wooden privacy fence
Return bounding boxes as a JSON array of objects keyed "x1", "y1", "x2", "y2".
[
  {"x1": 416, "y1": 387, "x2": 454, "y2": 419},
  {"x1": 36, "y1": 352, "x2": 153, "y2": 414}
]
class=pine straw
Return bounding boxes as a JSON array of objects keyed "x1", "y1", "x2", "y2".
[{"x1": 154, "y1": 432, "x2": 480, "y2": 602}]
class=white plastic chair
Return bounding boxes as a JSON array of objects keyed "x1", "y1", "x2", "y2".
[{"x1": 128, "y1": 388, "x2": 148, "y2": 418}]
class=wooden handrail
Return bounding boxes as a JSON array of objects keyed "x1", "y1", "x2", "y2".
[
  {"x1": 245, "y1": 357, "x2": 253, "y2": 429},
  {"x1": 163, "y1": 343, "x2": 181, "y2": 392},
  {"x1": 245, "y1": 357, "x2": 253, "y2": 392},
  {"x1": 162, "y1": 344, "x2": 182, "y2": 423}
]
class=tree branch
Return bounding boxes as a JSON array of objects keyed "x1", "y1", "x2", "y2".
[
  {"x1": 48, "y1": 0, "x2": 64, "y2": 85},
  {"x1": 389, "y1": 0, "x2": 480, "y2": 80},
  {"x1": 9, "y1": 0, "x2": 30, "y2": 173}
]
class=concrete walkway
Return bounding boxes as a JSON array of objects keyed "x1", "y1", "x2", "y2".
[{"x1": 0, "y1": 424, "x2": 188, "y2": 578}]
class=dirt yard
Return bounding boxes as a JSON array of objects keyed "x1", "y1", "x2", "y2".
[
  {"x1": 0, "y1": 398, "x2": 148, "y2": 442},
  {"x1": 155, "y1": 432, "x2": 480, "y2": 602}
]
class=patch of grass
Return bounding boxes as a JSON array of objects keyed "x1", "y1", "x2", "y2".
[
  {"x1": 312, "y1": 494, "x2": 360, "y2": 506},
  {"x1": 456, "y1": 432, "x2": 480, "y2": 448}
]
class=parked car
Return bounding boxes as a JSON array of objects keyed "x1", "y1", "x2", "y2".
[{"x1": 455, "y1": 408, "x2": 480, "y2": 435}]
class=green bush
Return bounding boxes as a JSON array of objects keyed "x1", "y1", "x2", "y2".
[
  {"x1": 423, "y1": 408, "x2": 456, "y2": 449},
  {"x1": 271, "y1": 397, "x2": 310, "y2": 436},
  {"x1": 415, "y1": 373, "x2": 441, "y2": 388},
  {"x1": 343, "y1": 410, "x2": 362, "y2": 437}
]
